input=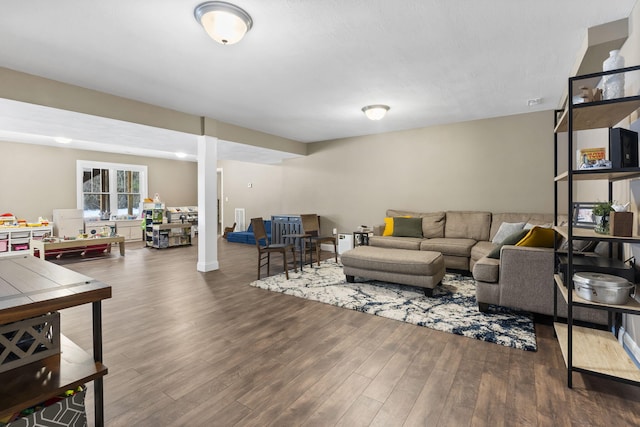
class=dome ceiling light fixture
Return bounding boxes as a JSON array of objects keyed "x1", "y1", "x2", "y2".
[
  {"x1": 194, "y1": 1, "x2": 253, "y2": 45},
  {"x1": 361, "y1": 104, "x2": 390, "y2": 121}
]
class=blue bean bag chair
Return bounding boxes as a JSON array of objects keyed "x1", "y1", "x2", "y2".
[{"x1": 226, "y1": 220, "x2": 271, "y2": 245}]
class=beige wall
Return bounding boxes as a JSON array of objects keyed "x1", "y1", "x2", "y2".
[
  {"x1": 4, "y1": 108, "x2": 555, "y2": 234},
  {"x1": 218, "y1": 160, "x2": 284, "y2": 231},
  {"x1": 0, "y1": 140, "x2": 197, "y2": 221},
  {"x1": 219, "y1": 110, "x2": 556, "y2": 234}
]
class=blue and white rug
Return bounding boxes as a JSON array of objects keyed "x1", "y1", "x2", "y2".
[{"x1": 249, "y1": 260, "x2": 537, "y2": 351}]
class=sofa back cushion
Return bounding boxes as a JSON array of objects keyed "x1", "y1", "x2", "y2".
[
  {"x1": 444, "y1": 211, "x2": 491, "y2": 241},
  {"x1": 386, "y1": 209, "x2": 445, "y2": 238},
  {"x1": 392, "y1": 217, "x2": 423, "y2": 237}
]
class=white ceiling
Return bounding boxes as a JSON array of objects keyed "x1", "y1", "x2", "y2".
[{"x1": 0, "y1": 0, "x2": 637, "y2": 162}]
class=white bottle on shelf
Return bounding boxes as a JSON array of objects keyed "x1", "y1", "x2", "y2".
[{"x1": 603, "y1": 50, "x2": 625, "y2": 100}]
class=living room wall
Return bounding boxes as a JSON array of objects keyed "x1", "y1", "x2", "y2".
[
  {"x1": 218, "y1": 159, "x2": 284, "y2": 230},
  {"x1": 219, "y1": 109, "x2": 556, "y2": 234},
  {"x1": 3, "y1": 108, "x2": 556, "y2": 236},
  {"x1": 0, "y1": 140, "x2": 197, "y2": 221}
]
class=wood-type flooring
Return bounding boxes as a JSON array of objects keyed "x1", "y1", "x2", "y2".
[{"x1": 57, "y1": 239, "x2": 640, "y2": 426}]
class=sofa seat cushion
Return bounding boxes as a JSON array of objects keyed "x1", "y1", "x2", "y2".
[
  {"x1": 472, "y1": 257, "x2": 500, "y2": 283},
  {"x1": 369, "y1": 236, "x2": 422, "y2": 250},
  {"x1": 471, "y1": 241, "x2": 495, "y2": 261},
  {"x1": 420, "y1": 238, "x2": 476, "y2": 257}
]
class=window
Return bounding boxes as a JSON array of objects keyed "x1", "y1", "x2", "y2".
[
  {"x1": 117, "y1": 170, "x2": 141, "y2": 218},
  {"x1": 82, "y1": 167, "x2": 110, "y2": 219},
  {"x1": 77, "y1": 161, "x2": 148, "y2": 220}
]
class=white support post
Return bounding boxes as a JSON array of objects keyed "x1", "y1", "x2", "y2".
[{"x1": 197, "y1": 135, "x2": 219, "y2": 272}]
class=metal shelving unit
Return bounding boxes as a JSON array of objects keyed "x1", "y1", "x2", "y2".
[{"x1": 554, "y1": 64, "x2": 640, "y2": 388}]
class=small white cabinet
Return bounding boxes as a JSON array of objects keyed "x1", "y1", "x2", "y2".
[{"x1": 115, "y1": 220, "x2": 143, "y2": 242}]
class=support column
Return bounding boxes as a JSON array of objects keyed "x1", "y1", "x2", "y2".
[{"x1": 197, "y1": 135, "x2": 219, "y2": 272}]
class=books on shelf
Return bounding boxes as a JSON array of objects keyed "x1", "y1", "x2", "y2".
[{"x1": 577, "y1": 147, "x2": 610, "y2": 169}]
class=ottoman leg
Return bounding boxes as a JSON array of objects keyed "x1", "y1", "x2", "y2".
[
  {"x1": 478, "y1": 302, "x2": 490, "y2": 312},
  {"x1": 424, "y1": 288, "x2": 433, "y2": 297},
  {"x1": 346, "y1": 275, "x2": 355, "y2": 283}
]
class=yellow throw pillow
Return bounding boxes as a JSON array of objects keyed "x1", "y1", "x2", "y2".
[
  {"x1": 382, "y1": 216, "x2": 411, "y2": 236},
  {"x1": 516, "y1": 226, "x2": 556, "y2": 248},
  {"x1": 383, "y1": 217, "x2": 394, "y2": 236}
]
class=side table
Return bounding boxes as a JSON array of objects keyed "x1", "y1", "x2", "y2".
[{"x1": 353, "y1": 231, "x2": 372, "y2": 246}]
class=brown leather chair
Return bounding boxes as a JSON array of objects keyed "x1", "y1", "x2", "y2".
[
  {"x1": 251, "y1": 217, "x2": 298, "y2": 279},
  {"x1": 300, "y1": 214, "x2": 337, "y2": 266}
]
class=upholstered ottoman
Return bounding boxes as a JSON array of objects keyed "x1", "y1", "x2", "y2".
[{"x1": 341, "y1": 246, "x2": 445, "y2": 296}]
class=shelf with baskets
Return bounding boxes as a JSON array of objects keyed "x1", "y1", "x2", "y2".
[
  {"x1": 554, "y1": 64, "x2": 640, "y2": 388},
  {"x1": 0, "y1": 256, "x2": 111, "y2": 426}
]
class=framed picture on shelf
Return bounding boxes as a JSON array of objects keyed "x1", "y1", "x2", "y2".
[{"x1": 572, "y1": 202, "x2": 596, "y2": 228}]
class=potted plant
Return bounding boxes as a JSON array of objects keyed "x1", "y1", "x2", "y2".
[{"x1": 592, "y1": 201, "x2": 613, "y2": 234}]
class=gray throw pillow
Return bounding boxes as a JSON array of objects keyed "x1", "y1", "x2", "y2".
[
  {"x1": 487, "y1": 229, "x2": 529, "y2": 259},
  {"x1": 492, "y1": 222, "x2": 526, "y2": 244},
  {"x1": 392, "y1": 217, "x2": 423, "y2": 238}
]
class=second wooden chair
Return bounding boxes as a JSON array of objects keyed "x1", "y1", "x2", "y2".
[
  {"x1": 300, "y1": 214, "x2": 338, "y2": 266},
  {"x1": 251, "y1": 217, "x2": 298, "y2": 279}
]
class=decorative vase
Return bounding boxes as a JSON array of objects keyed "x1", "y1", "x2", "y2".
[
  {"x1": 594, "y1": 214, "x2": 610, "y2": 234},
  {"x1": 603, "y1": 50, "x2": 625, "y2": 100}
]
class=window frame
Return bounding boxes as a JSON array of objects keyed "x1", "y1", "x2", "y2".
[{"x1": 77, "y1": 160, "x2": 148, "y2": 220}]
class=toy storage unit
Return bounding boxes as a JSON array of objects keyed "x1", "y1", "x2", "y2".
[
  {"x1": 151, "y1": 223, "x2": 192, "y2": 249},
  {"x1": 0, "y1": 226, "x2": 53, "y2": 257},
  {"x1": 143, "y1": 203, "x2": 165, "y2": 247}
]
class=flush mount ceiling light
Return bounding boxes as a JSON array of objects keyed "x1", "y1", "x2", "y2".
[
  {"x1": 361, "y1": 104, "x2": 390, "y2": 121},
  {"x1": 194, "y1": 1, "x2": 253, "y2": 45}
]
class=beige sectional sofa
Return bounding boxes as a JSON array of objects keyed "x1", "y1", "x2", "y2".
[{"x1": 371, "y1": 209, "x2": 606, "y2": 323}]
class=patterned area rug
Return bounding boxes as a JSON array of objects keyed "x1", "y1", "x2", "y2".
[{"x1": 249, "y1": 260, "x2": 537, "y2": 351}]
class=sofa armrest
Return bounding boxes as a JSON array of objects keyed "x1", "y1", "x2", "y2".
[
  {"x1": 498, "y1": 245, "x2": 607, "y2": 324},
  {"x1": 498, "y1": 245, "x2": 556, "y2": 314}
]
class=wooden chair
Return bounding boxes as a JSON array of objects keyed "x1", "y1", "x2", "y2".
[
  {"x1": 251, "y1": 217, "x2": 298, "y2": 280},
  {"x1": 300, "y1": 214, "x2": 337, "y2": 266},
  {"x1": 222, "y1": 222, "x2": 236, "y2": 239}
]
